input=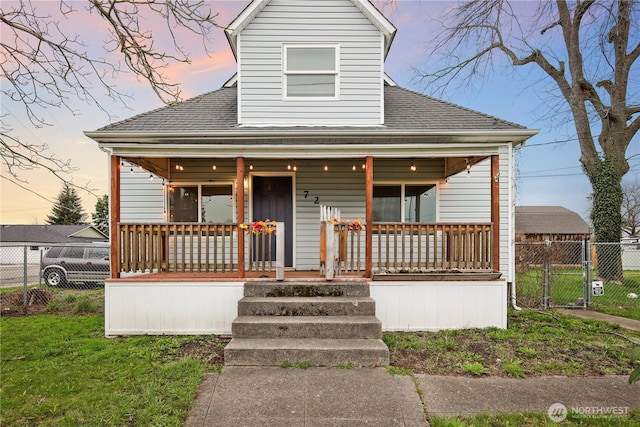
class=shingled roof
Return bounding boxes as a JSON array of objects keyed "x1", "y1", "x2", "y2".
[
  {"x1": 93, "y1": 85, "x2": 526, "y2": 134},
  {"x1": 515, "y1": 206, "x2": 590, "y2": 236},
  {"x1": 0, "y1": 225, "x2": 108, "y2": 244}
]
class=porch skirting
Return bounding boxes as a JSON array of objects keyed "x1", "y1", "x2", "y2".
[
  {"x1": 104, "y1": 279, "x2": 507, "y2": 336},
  {"x1": 105, "y1": 281, "x2": 244, "y2": 336},
  {"x1": 370, "y1": 280, "x2": 507, "y2": 331}
]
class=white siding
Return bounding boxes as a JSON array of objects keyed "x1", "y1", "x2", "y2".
[
  {"x1": 439, "y1": 149, "x2": 514, "y2": 280},
  {"x1": 120, "y1": 165, "x2": 165, "y2": 222},
  {"x1": 238, "y1": 0, "x2": 383, "y2": 126},
  {"x1": 295, "y1": 159, "x2": 367, "y2": 269},
  {"x1": 439, "y1": 159, "x2": 491, "y2": 222}
]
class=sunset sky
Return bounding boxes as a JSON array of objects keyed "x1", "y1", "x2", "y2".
[{"x1": 1, "y1": 0, "x2": 638, "y2": 225}]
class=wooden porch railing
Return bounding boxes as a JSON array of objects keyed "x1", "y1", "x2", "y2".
[
  {"x1": 118, "y1": 222, "x2": 283, "y2": 275},
  {"x1": 118, "y1": 221, "x2": 492, "y2": 276},
  {"x1": 118, "y1": 223, "x2": 239, "y2": 273},
  {"x1": 371, "y1": 223, "x2": 494, "y2": 272}
]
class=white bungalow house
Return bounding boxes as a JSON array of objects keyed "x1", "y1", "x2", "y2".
[{"x1": 86, "y1": 0, "x2": 537, "y2": 363}]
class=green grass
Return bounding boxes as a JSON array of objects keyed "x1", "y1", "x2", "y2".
[
  {"x1": 461, "y1": 362, "x2": 487, "y2": 376},
  {"x1": 1, "y1": 315, "x2": 206, "y2": 426},
  {"x1": 385, "y1": 309, "x2": 640, "y2": 377},
  {"x1": 3, "y1": 309, "x2": 639, "y2": 426},
  {"x1": 295, "y1": 361, "x2": 313, "y2": 369},
  {"x1": 516, "y1": 269, "x2": 640, "y2": 320},
  {"x1": 429, "y1": 410, "x2": 640, "y2": 426},
  {"x1": 387, "y1": 366, "x2": 411, "y2": 375}
]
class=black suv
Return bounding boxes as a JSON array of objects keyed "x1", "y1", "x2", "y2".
[{"x1": 41, "y1": 245, "x2": 110, "y2": 286}]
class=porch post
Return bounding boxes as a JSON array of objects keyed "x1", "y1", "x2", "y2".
[
  {"x1": 237, "y1": 157, "x2": 245, "y2": 278},
  {"x1": 491, "y1": 154, "x2": 500, "y2": 271},
  {"x1": 365, "y1": 156, "x2": 373, "y2": 277},
  {"x1": 110, "y1": 155, "x2": 120, "y2": 279}
]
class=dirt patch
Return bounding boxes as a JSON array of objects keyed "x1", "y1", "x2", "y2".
[
  {"x1": 179, "y1": 336, "x2": 230, "y2": 370},
  {"x1": 1, "y1": 289, "x2": 53, "y2": 316}
]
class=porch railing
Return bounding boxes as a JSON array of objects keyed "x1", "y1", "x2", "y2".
[
  {"x1": 118, "y1": 223, "x2": 239, "y2": 273},
  {"x1": 372, "y1": 223, "x2": 494, "y2": 272},
  {"x1": 118, "y1": 222, "x2": 283, "y2": 275},
  {"x1": 117, "y1": 221, "x2": 493, "y2": 276}
]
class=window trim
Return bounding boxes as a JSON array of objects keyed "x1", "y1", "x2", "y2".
[
  {"x1": 282, "y1": 43, "x2": 340, "y2": 101},
  {"x1": 373, "y1": 181, "x2": 439, "y2": 223},
  {"x1": 168, "y1": 182, "x2": 236, "y2": 223}
]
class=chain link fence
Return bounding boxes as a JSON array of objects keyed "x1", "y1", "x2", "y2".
[
  {"x1": 515, "y1": 240, "x2": 640, "y2": 319},
  {"x1": 1, "y1": 244, "x2": 107, "y2": 316},
  {"x1": 3, "y1": 241, "x2": 639, "y2": 319}
]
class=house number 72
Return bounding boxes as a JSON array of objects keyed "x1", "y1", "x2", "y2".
[{"x1": 303, "y1": 191, "x2": 320, "y2": 204}]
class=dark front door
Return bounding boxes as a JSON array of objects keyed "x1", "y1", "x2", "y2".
[{"x1": 252, "y1": 176, "x2": 293, "y2": 267}]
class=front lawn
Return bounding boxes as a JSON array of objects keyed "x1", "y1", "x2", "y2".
[
  {"x1": 2, "y1": 310, "x2": 638, "y2": 426},
  {"x1": 0, "y1": 315, "x2": 225, "y2": 426},
  {"x1": 385, "y1": 310, "x2": 640, "y2": 377}
]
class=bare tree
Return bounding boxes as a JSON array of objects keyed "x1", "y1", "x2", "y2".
[
  {"x1": 1, "y1": 0, "x2": 220, "y2": 192},
  {"x1": 416, "y1": 0, "x2": 639, "y2": 281},
  {"x1": 622, "y1": 178, "x2": 640, "y2": 236}
]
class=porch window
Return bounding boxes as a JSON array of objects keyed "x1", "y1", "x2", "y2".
[
  {"x1": 373, "y1": 184, "x2": 436, "y2": 223},
  {"x1": 169, "y1": 184, "x2": 234, "y2": 223},
  {"x1": 284, "y1": 44, "x2": 338, "y2": 98}
]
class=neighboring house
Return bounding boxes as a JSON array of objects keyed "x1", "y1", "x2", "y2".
[
  {"x1": 85, "y1": 0, "x2": 538, "y2": 337},
  {"x1": 515, "y1": 206, "x2": 591, "y2": 266},
  {"x1": 622, "y1": 235, "x2": 640, "y2": 246},
  {"x1": 0, "y1": 224, "x2": 108, "y2": 264},
  {"x1": 515, "y1": 206, "x2": 591, "y2": 242}
]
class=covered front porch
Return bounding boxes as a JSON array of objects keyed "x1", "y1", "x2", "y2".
[{"x1": 109, "y1": 155, "x2": 502, "y2": 281}]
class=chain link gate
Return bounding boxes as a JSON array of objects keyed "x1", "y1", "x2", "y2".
[{"x1": 515, "y1": 240, "x2": 589, "y2": 309}]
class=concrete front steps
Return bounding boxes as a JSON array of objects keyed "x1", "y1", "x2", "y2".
[{"x1": 224, "y1": 281, "x2": 389, "y2": 367}]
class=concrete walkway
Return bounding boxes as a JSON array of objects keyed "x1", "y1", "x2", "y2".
[
  {"x1": 185, "y1": 367, "x2": 427, "y2": 426},
  {"x1": 185, "y1": 311, "x2": 640, "y2": 425},
  {"x1": 185, "y1": 367, "x2": 639, "y2": 426},
  {"x1": 418, "y1": 375, "x2": 638, "y2": 418}
]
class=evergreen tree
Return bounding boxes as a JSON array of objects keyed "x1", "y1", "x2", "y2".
[
  {"x1": 46, "y1": 183, "x2": 87, "y2": 225},
  {"x1": 92, "y1": 194, "x2": 109, "y2": 236}
]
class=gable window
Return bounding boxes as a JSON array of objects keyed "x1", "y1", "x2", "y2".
[
  {"x1": 169, "y1": 184, "x2": 234, "y2": 223},
  {"x1": 284, "y1": 45, "x2": 339, "y2": 98},
  {"x1": 373, "y1": 184, "x2": 437, "y2": 223}
]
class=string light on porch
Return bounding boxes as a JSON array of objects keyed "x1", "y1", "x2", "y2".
[
  {"x1": 323, "y1": 165, "x2": 329, "y2": 171},
  {"x1": 175, "y1": 160, "x2": 184, "y2": 171},
  {"x1": 287, "y1": 163, "x2": 298, "y2": 171},
  {"x1": 465, "y1": 158, "x2": 472, "y2": 176},
  {"x1": 212, "y1": 164, "x2": 217, "y2": 171},
  {"x1": 410, "y1": 163, "x2": 417, "y2": 172}
]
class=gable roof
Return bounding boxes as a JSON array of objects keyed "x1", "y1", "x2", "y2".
[
  {"x1": 0, "y1": 225, "x2": 108, "y2": 244},
  {"x1": 515, "y1": 206, "x2": 590, "y2": 236},
  {"x1": 225, "y1": 0, "x2": 397, "y2": 59},
  {"x1": 88, "y1": 85, "x2": 530, "y2": 136}
]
